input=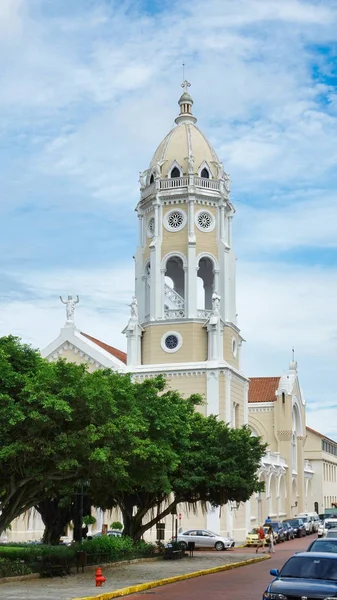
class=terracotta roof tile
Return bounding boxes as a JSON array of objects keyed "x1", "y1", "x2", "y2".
[
  {"x1": 248, "y1": 377, "x2": 280, "y2": 403},
  {"x1": 80, "y1": 332, "x2": 127, "y2": 364}
]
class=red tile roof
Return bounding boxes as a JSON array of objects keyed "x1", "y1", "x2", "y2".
[
  {"x1": 248, "y1": 377, "x2": 280, "y2": 403},
  {"x1": 80, "y1": 332, "x2": 127, "y2": 364}
]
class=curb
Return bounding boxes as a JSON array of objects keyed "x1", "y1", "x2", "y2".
[{"x1": 72, "y1": 554, "x2": 270, "y2": 600}]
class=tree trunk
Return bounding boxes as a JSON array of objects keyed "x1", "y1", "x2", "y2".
[{"x1": 36, "y1": 499, "x2": 72, "y2": 546}]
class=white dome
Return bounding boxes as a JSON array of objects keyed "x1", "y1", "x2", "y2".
[{"x1": 149, "y1": 84, "x2": 221, "y2": 179}]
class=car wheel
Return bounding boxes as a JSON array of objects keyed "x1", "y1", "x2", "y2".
[
  {"x1": 215, "y1": 541, "x2": 225, "y2": 551},
  {"x1": 178, "y1": 541, "x2": 187, "y2": 551}
]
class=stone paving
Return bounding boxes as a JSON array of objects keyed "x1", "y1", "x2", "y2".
[{"x1": 0, "y1": 550, "x2": 254, "y2": 600}]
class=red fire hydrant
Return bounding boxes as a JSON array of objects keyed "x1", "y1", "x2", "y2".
[{"x1": 95, "y1": 566, "x2": 106, "y2": 587}]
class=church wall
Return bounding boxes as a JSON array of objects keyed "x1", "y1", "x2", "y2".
[
  {"x1": 162, "y1": 204, "x2": 188, "y2": 258},
  {"x1": 231, "y1": 376, "x2": 245, "y2": 427},
  {"x1": 55, "y1": 348, "x2": 98, "y2": 373},
  {"x1": 195, "y1": 206, "x2": 218, "y2": 259},
  {"x1": 141, "y1": 322, "x2": 207, "y2": 364},
  {"x1": 223, "y1": 326, "x2": 240, "y2": 369},
  {"x1": 249, "y1": 406, "x2": 277, "y2": 451},
  {"x1": 165, "y1": 373, "x2": 207, "y2": 416}
]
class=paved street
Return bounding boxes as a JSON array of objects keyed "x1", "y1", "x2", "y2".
[
  {"x1": 0, "y1": 535, "x2": 315, "y2": 600},
  {"x1": 126, "y1": 534, "x2": 314, "y2": 600}
]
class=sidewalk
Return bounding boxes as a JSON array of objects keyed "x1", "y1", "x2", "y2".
[{"x1": 0, "y1": 549, "x2": 263, "y2": 600}]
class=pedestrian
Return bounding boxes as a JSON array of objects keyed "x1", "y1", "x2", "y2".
[
  {"x1": 268, "y1": 525, "x2": 275, "y2": 553},
  {"x1": 265, "y1": 516, "x2": 271, "y2": 523},
  {"x1": 256, "y1": 525, "x2": 265, "y2": 553}
]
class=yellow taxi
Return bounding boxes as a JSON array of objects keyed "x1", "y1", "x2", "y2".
[{"x1": 245, "y1": 527, "x2": 276, "y2": 547}]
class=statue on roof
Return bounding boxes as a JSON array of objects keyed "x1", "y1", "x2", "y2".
[
  {"x1": 60, "y1": 295, "x2": 79, "y2": 323},
  {"x1": 139, "y1": 171, "x2": 146, "y2": 190}
]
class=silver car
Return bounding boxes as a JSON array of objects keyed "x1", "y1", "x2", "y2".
[{"x1": 177, "y1": 529, "x2": 234, "y2": 551}]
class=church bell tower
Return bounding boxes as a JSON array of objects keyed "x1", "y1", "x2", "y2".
[
  {"x1": 125, "y1": 81, "x2": 242, "y2": 371},
  {"x1": 123, "y1": 82, "x2": 249, "y2": 539}
]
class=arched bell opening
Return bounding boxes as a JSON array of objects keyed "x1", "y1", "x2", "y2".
[
  {"x1": 164, "y1": 256, "x2": 185, "y2": 317},
  {"x1": 165, "y1": 257, "x2": 185, "y2": 299},
  {"x1": 197, "y1": 256, "x2": 214, "y2": 310}
]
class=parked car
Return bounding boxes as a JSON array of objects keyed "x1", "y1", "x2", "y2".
[
  {"x1": 307, "y1": 537, "x2": 337, "y2": 553},
  {"x1": 92, "y1": 530, "x2": 122, "y2": 538},
  {"x1": 176, "y1": 529, "x2": 234, "y2": 551},
  {"x1": 263, "y1": 521, "x2": 286, "y2": 543},
  {"x1": 298, "y1": 512, "x2": 320, "y2": 532},
  {"x1": 245, "y1": 527, "x2": 276, "y2": 547},
  {"x1": 318, "y1": 518, "x2": 337, "y2": 537},
  {"x1": 326, "y1": 529, "x2": 337, "y2": 538},
  {"x1": 299, "y1": 515, "x2": 315, "y2": 534},
  {"x1": 281, "y1": 521, "x2": 295, "y2": 540},
  {"x1": 264, "y1": 552, "x2": 337, "y2": 600},
  {"x1": 284, "y1": 518, "x2": 306, "y2": 537}
]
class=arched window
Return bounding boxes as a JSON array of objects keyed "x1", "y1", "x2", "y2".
[
  {"x1": 201, "y1": 167, "x2": 209, "y2": 178},
  {"x1": 171, "y1": 166, "x2": 180, "y2": 178},
  {"x1": 197, "y1": 256, "x2": 214, "y2": 310},
  {"x1": 150, "y1": 174, "x2": 154, "y2": 184}
]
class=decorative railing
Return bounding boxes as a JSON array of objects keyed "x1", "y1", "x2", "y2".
[
  {"x1": 194, "y1": 177, "x2": 220, "y2": 190},
  {"x1": 197, "y1": 309, "x2": 212, "y2": 319},
  {"x1": 164, "y1": 284, "x2": 185, "y2": 309},
  {"x1": 160, "y1": 177, "x2": 189, "y2": 189},
  {"x1": 140, "y1": 177, "x2": 221, "y2": 199},
  {"x1": 164, "y1": 309, "x2": 185, "y2": 319}
]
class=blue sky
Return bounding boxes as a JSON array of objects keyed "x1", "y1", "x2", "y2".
[{"x1": 1, "y1": 0, "x2": 337, "y2": 438}]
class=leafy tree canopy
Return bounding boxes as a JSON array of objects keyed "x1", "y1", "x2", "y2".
[{"x1": 0, "y1": 335, "x2": 266, "y2": 543}]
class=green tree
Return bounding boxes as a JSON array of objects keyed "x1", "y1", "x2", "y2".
[
  {"x1": 0, "y1": 336, "x2": 144, "y2": 535},
  {"x1": 89, "y1": 385, "x2": 267, "y2": 541}
]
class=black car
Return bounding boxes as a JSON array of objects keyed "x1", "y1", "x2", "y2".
[
  {"x1": 282, "y1": 521, "x2": 295, "y2": 540},
  {"x1": 263, "y1": 521, "x2": 286, "y2": 543},
  {"x1": 263, "y1": 552, "x2": 337, "y2": 600},
  {"x1": 307, "y1": 537, "x2": 337, "y2": 553},
  {"x1": 284, "y1": 517, "x2": 306, "y2": 537}
]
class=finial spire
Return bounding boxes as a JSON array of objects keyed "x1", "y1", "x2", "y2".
[
  {"x1": 181, "y1": 79, "x2": 191, "y2": 93},
  {"x1": 289, "y1": 346, "x2": 298, "y2": 372},
  {"x1": 175, "y1": 79, "x2": 196, "y2": 125}
]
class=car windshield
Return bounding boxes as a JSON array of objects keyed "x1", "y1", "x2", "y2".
[
  {"x1": 287, "y1": 519, "x2": 300, "y2": 526},
  {"x1": 309, "y1": 541, "x2": 337, "y2": 553},
  {"x1": 326, "y1": 522, "x2": 337, "y2": 529},
  {"x1": 280, "y1": 556, "x2": 337, "y2": 581},
  {"x1": 249, "y1": 529, "x2": 258, "y2": 534}
]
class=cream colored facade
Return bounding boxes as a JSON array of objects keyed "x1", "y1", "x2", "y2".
[
  {"x1": 5, "y1": 85, "x2": 337, "y2": 544},
  {"x1": 247, "y1": 365, "x2": 316, "y2": 527},
  {"x1": 304, "y1": 427, "x2": 337, "y2": 514}
]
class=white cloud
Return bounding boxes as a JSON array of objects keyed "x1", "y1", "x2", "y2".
[{"x1": 1, "y1": 0, "x2": 337, "y2": 442}]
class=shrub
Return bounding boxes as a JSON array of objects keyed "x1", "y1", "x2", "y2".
[
  {"x1": 0, "y1": 557, "x2": 33, "y2": 578},
  {"x1": 81, "y1": 536, "x2": 156, "y2": 562},
  {"x1": 83, "y1": 515, "x2": 96, "y2": 526},
  {"x1": 110, "y1": 521, "x2": 123, "y2": 530}
]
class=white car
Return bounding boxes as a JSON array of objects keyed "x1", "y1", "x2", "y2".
[
  {"x1": 318, "y1": 519, "x2": 337, "y2": 537},
  {"x1": 177, "y1": 529, "x2": 235, "y2": 551}
]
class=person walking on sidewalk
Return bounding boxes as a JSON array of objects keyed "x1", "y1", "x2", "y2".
[
  {"x1": 267, "y1": 525, "x2": 275, "y2": 553},
  {"x1": 256, "y1": 526, "x2": 265, "y2": 553}
]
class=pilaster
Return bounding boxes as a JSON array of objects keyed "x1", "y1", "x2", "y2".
[{"x1": 206, "y1": 370, "x2": 219, "y2": 416}]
